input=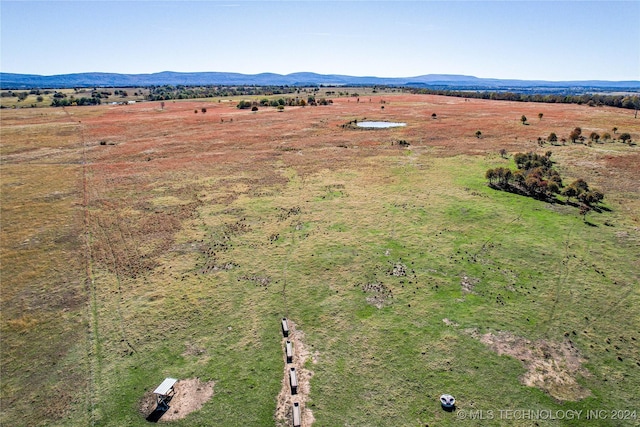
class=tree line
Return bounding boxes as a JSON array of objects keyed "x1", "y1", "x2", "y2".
[
  {"x1": 411, "y1": 88, "x2": 640, "y2": 111},
  {"x1": 145, "y1": 85, "x2": 305, "y2": 101},
  {"x1": 237, "y1": 96, "x2": 332, "y2": 110}
]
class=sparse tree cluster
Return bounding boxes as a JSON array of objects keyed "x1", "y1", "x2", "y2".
[
  {"x1": 51, "y1": 96, "x2": 100, "y2": 107},
  {"x1": 486, "y1": 152, "x2": 605, "y2": 219},
  {"x1": 535, "y1": 127, "x2": 633, "y2": 146},
  {"x1": 237, "y1": 96, "x2": 331, "y2": 110}
]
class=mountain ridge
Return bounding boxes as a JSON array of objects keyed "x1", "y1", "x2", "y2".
[{"x1": 1, "y1": 71, "x2": 639, "y2": 90}]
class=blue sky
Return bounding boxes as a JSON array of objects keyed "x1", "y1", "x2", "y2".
[{"x1": 1, "y1": 0, "x2": 638, "y2": 81}]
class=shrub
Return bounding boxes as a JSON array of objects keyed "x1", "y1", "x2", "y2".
[{"x1": 619, "y1": 132, "x2": 632, "y2": 143}]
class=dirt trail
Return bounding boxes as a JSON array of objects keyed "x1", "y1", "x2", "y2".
[{"x1": 275, "y1": 319, "x2": 315, "y2": 427}]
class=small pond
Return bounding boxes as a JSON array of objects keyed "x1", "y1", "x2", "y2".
[{"x1": 356, "y1": 121, "x2": 406, "y2": 129}]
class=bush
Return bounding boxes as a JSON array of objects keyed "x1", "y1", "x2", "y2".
[{"x1": 619, "y1": 133, "x2": 632, "y2": 143}]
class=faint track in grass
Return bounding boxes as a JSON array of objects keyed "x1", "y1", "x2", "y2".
[
  {"x1": 93, "y1": 213, "x2": 137, "y2": 355},
  {"x1": 544, "y1": 222, "x2": 577, "y2": 337},
  {"x1": 584, "y1": 283, "x2": 637, "y2": 330},
  {"x1": 470, "y1": 214, "x2": 522, "y2": 261},
  {"x1": 74, "y1": 111, "x2": 98, "y2": 426}
]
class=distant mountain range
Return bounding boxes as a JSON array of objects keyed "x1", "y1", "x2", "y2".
[{"x1": 1, "y1": 71, "x2": 639, "y2": 92}]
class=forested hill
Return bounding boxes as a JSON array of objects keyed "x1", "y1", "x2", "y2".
[{"x1": 1, "y1": 71, "x2": 639, "y2": 92}]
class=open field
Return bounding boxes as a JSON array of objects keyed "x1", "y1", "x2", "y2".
[{"x1": 1, "y1": 94, "x2": 639, "y2": 426}]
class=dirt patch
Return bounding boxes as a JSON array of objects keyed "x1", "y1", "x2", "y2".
[
  {"x1": 442, "y1": 318, "x2": 459, "y2": 327},
  {"x1": 361, "y1": 282, "x2": 393, "y2": 308},
  {"x1": 275, "y1": 319, "x2": 315, "y2": 427},
  {"x1": 389, "y1": 261, "x2": 407, "y2": 276},
  {"x1": 474, "y1": 331, "x2": 590, "y2": 401},
  {"x1": 139, "y1": 378, "x2": 215, "y2": 422},
  {"x1": 460, "y1": 275, "x2": 480, "y2": 293}
]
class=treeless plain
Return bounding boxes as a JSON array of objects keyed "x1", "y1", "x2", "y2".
[{"x1": 1, "y1": 92, "x2": 639, "y2": 426}]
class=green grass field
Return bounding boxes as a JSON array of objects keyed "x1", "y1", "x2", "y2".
[{"x1": 1, "y1": 96, "x2": 639, "y2": 426}]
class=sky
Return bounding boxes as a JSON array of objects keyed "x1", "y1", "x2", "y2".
[{"x1": 1, "y1": 0, "x2": 639, "y2": 81}]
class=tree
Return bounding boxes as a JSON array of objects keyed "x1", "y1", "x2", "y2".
[
  {"x1": 251, "y1": 106, "x2": 258, "y2": 111},
  {"x1": 612, "y1": 127, "x2": 618, "y2": 134},
  {"x1": 513, "y1": 170, "x2": 525, "y2": 185},
  {"x1": 431, "y1": 113, "x2": 437, "y2": 119},
  {"x1": 475, "y1": 130, "x2": 482, "y2": 138},
  {"x1": 201, "y1": 108, "x2": 207, "y2": 113},
  {"x1": 547, "y1": 181, "x2": 560, "y2": 195},
  {"x1": 569, "y1": 127, "x2": 582, "y2": 143},
  {"x1": 493, "y1": 167, "x2": 513, "y2": 186},
  {"x1": 571, "y1": 178, "x2": 590, "y2": 193},
  {"x1": 602, "y1": 132, "x2": 611, "y2": 142},
  {"x1": 548, "y1": 132, "x2": 558, "y2": 144},
  {"x1": 562, "y1": 178, "x2": 589, "y2": 202},
  {"x1": 538, "y1": 113, "x2": 543, "y2": 120},
  {"x1": 579, "y1": 204, "x2": 591, "y2": 222},
  {"x1": 619, "y1": 132, "x2": 632, "y2": 144},
  {"x1": 521, "y1": 115, "x2": 528, "y2": 125},
  {"x1": 36, "y1": 96, "x2": 44, "y2": 102},
  {"x1": 579, "y1": 189, "x2": 604, "y2": 206},
  {"x1": 589, "y1": 132, "x2": 600, "y2": 143},
  {"x1": 562, "y1": 186, "x2": 579, "y2": 202},
  {"x1": 485, "y1": 168, "x2": 496, "y2": 184},
  {"x1": 499, "y1": 148, "x2": 508, "y2": 158}
]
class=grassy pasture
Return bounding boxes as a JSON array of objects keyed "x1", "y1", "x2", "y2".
[{"x1": 1, "y1": 94, "x2": 639, "y2": 426}]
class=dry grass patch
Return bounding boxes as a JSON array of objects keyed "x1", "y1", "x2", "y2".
[{"x1": 472, "y1": 330, "x2": 591, "y2": 401}]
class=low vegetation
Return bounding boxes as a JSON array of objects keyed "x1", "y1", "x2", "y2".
[{"x1": 1, "y1": 92, "x2": 638, "y2": 426}]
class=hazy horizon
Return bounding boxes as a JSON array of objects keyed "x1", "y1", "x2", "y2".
[
  {"x1": 1, "y1": 1, "x2": 639, "y2": 81},
  {"x1": 2, "y1": 69, "x2": 639, "y2": 84}
]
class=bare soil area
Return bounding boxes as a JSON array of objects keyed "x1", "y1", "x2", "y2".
[
  {"x1": 475, "y1": 331, "x2": 591, "y2": 401},
  {"x1": 139, "y1": 378, "x2": 215, "y2": 422}
]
